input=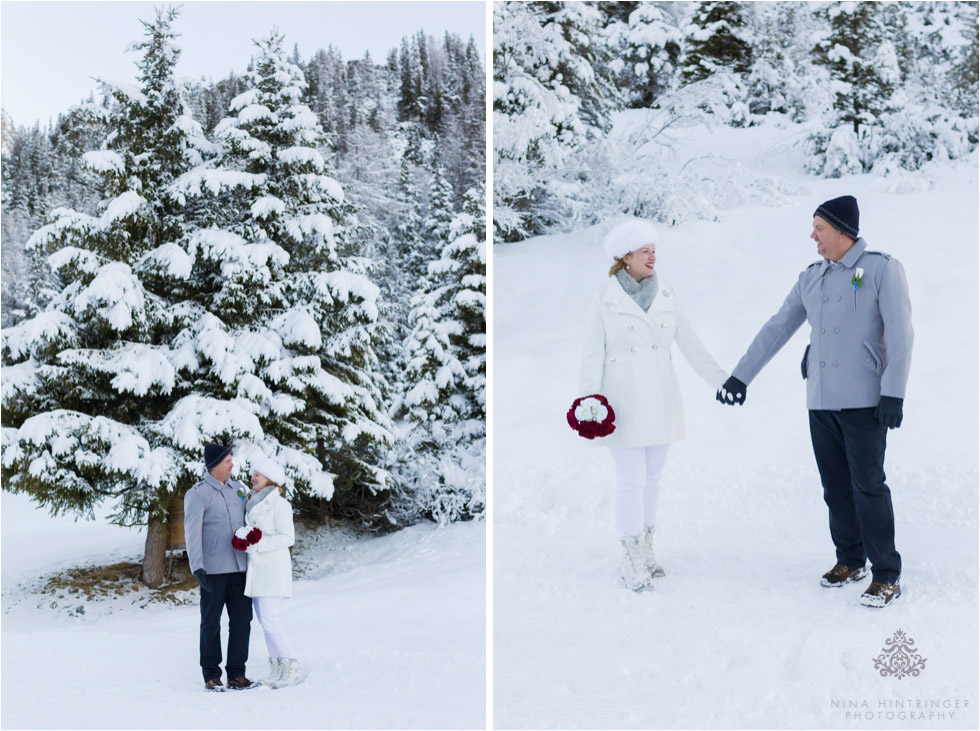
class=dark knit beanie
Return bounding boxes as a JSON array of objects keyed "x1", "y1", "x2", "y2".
[
  {"x1": 814, "y1": 196, "x2": 859, "y2": 239},
  {"x1": 204, "y1": 443, "x2": 231, "y2": 471}
]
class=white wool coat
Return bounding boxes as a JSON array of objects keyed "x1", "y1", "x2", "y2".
[
  {"x1": 579, "y1": 274, "x2": 728, "y2": 448},
  {"x1": 244, "y1": 490, "x2": 295, "y2": 598}
]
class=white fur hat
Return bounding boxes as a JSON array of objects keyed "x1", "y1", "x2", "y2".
[
  {"x1": 251, "y1": 456, "x2": 286, "y2": 486},
  {"x1": 602, "y1": 219, "x2": 661, "y2": 261}
]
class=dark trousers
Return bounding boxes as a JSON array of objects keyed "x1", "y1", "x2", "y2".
[
  {"x1": 199, "y1": 571, "x2": 252, "y2": 681},
  {"x1": 809, "y1": 408, "x2": 901, "y2": 584}
]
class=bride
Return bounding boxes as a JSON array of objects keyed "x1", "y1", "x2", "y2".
[
  {"x1": 239, "y1": 456, "x2": 299, "y2": 686},
  {"x1": 579, "y1": 220, "x2": 728, "y2": 592}
]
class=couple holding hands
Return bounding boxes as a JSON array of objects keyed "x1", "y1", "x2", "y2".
[{"x1": 575, "y1": 196, "x2": 913, "y2": 608}]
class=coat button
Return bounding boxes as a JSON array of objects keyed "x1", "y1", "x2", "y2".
[
  {"x1": 627, "y1": 325, "x2": 634, "y2": 331},
  {"x1": 820, "y1": 361, "x2": 826, "y2": 368},
  {"x1": 661, "y1": 322, "x2": 667, "y2": 328},
  {"x1": 836, "y1": 295, "x2": 842, "y2": 301},
  {"x1": 834, "y1": 327, "x2": 840, "y2": 333},
  {"x1": 823, "y1": 296, "x2": 829, "y2": 302},
  {"x1": 820, "y1": 328, "x2": 825, "y2": 334},
  {"x1": 832, "y1": 361, "x2": 838, "y2": 367},
  {"x1": 652, "y1": 345, "x2": 658, "y2": 350},
  {"x1": 631, "y1": 347, "x2": 637, "y2": 353},
  {"x1": 663, "y1": 291, "x2": 669, "y2": 297}
]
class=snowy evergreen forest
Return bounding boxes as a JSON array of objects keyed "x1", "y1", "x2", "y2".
[
  {"x1": 494, "y1": 0, "x2": 979, "y2": 242},
  {"x1": 1, "y1": 8, "x2": 486, "y2": 587}
]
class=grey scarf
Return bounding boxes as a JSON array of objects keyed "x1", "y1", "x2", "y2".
[
  {"x1": 615, "y1": 268, "x2": 658, "y2": 312},
  {"x1": 245, "y1": 485, "x2": 277, "y2": 515}
]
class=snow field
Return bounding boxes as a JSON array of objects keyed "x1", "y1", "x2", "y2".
[
  {"x1": 492, "y1": 124, "x2": 978, "y2": 729},
  {"x1": 2, "y1": 492, "x2": 485, "y2": 730}
]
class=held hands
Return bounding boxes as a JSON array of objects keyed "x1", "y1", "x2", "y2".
[
  {"x1": 716, "y1": 376, "x2": 747, "y2": 406},
  {"x1": 874, "y1": 396, "x2": 904, "y2": 428}
]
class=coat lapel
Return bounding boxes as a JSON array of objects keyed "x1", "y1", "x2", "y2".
[
  {"x1": 603, "y1": 274, "x2": 671, "y2": 326},
  {"x1": 603, "y1": 276, "x2": 651, "y2": 320}
]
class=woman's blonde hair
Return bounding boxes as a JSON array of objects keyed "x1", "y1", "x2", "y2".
[
  {"x1": 258, "y1": 477, "x2": 285, "y2": 496},
  {"x1": 609, "y1": 258, "x2": 627, "y2": 277}
]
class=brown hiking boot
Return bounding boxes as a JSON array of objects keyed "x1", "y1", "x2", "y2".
[
  {"x1": 204, "y1": 678, "x2": 225, "y2": 692},
  {"x1": 820, "y1": 563, "x2": 867, "y2": 587},
  {"x1": 227, "y1": 676, "x2": 257, "y2": 690},
  {"x1": 860, "y1": 581, "x2": 901, "y2": 607}
]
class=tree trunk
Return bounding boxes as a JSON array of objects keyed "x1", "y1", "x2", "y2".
[{"x1": 141, "y1": 519, "x2": 168, "y2": 588}]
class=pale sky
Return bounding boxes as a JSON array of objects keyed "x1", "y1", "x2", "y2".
[{"x1": 1, "y1": 1, "x2": 487, "y2": 127}]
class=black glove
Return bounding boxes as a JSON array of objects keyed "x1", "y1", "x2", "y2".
[
  {"x1": 874, "y1": 396, "x2": 904, "y2": 429},
  {"x1": 193, "y1": 569, "x2": 212, "y2": 593},
  {"x1": 716, "y1": 376, "x2": 747, "y2": 406}
]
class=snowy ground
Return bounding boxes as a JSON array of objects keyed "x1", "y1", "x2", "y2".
[
  {"x1": 1, "y1": 491, "x2": 485, "y2": 730},
  {"x1": 493, "y1": 120, "x2": 979, "y2": 729}
]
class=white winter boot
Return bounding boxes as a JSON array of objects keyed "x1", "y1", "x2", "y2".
[
  {"x1": 620, "y1": 535, "x2": 654, "y2": 592},
  {"x1": 272, "y1": 658, "x2": 300, "y2": 688},
  {"x1": 264, "y1": 657, "x2": 284, "y2": 686},
  {"x1": 642, "y1": 525, "x2": 666, "y2": 578}
]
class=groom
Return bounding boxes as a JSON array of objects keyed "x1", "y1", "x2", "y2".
[
  {"x1": 717, "y1": 196, "x2": 913, "y2": 608},
  {"x1": 184, "y1": 444, "x2": 254, "y2": 690}
]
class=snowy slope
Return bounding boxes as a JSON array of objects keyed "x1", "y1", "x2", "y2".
[
  {"x1": 1, "y1": 491, "x2": 485, "y2": 730},
  {"x1": 493, "y1": 121, "x2": 979, "y2": 730}
]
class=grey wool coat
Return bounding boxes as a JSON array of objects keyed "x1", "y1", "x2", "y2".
[
  {"x1": 732, "y1": 238, "x2": 913, "y2": 410},
  {"x1": 184, "y1": 473, "x2": 249, "y2": 575}
]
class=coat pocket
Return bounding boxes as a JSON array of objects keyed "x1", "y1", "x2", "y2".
[
  {"x1": 862, "y1": 340, "x2": 883, "y2": 375},
  {"x1": 206, "y1": 533, "x2": 219, "y2": 557},
  {"x1": 801, "y1": 344, "x2": 810, "y2": 380}
]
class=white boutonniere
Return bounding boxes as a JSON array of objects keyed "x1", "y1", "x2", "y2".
[
  {"x1": 852, "y1": 268, "x2": 864, "y2": 290},
  {"x1": 851, "y1": 267, "x2": 864, "y2": 310}
]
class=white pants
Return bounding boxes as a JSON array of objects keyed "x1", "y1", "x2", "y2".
[
  {"x1": 608, "y1": 445, "x2": 671, "y2": 540},
  {"x1": 252, "y1": 596, "x2": 294, "y2": 659}
]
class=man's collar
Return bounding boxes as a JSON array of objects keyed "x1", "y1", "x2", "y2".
[
  {"x1": 819, "y1": 237, "x2": 866, "y2": 272},
  {"x1": 839, "y1": 237, "x2": 867, "y2": 268},
  {"x1": 204, "y1": 473, "x2": 227, "y2": 490}
]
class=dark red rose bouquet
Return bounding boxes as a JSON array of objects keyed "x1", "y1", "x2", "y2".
[
  {"x1": 567, "y1": 394, "x2": 616, "y2": 439},
  {"x1": 232, "y1": 526, "x2": 263, "y2": 551}
]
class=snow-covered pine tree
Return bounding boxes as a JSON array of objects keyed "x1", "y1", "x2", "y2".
[
  {"x1": 951, "y1": 10, "x2": 979, "y2": 115},
  {"x1": 2, "y1": 100, "x2": 111, "y2": 326},
  {"x1": 390, "y1": 182, "x2": 485, "y2": 524},
  {"x1": 460, "y1": 35, "x2": 487, "y2": 194},
  {"x1": 493, "y1": 1, "x2": 613, "y2": 241},
  {"x1": 169, "y1": 30, "x2": 394, "y2": 522},
  {"x1": 445, "y1": 188, "x2": 485, "y2": 409},
  {"x1": 1, "y1": 122, "x2": 60, "y2": 323},
  {"x1": 398, "y1": 36, "x2": 425, "y2": 124},
  {"x1": 742, "y1": 2, "x2": 829, "y2": 121},
  {"x1": 680, "y1": 1, "x2": 753, "y2": 85},
  {"x1": 424, "y1": 164, "x2": 455, "y2": 244},
  {"x1": 399, "y1": 280, "x2": 468, "y2": 428},
  {"x1": 605, "y1": 2, "x2": 683, "y2": 108},
  {"x1": 396, "y1": 156, "x2": 429, "y2": 284},
  {"x1": 0, "y1": 7, "x2": 220, "y2": 587},
  {"x1": 434, "y1": 33, "x2": 486, "y2": 202},
  {"x1": 813, "y1": 2, "x2": 900, "y2": 136},
  {"x1": 433, "y1": 185, "x2": 486, "y2": 430},
  {"x1": 51, "y1": 100, "x2": 109, "y2": 212},
  {"x1": 337, "y1": 52, "x2": 400, "y2": 230}
]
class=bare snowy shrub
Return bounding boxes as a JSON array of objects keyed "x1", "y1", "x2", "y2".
[{"x1": 559, "y1": 99, "x2": 804, "y2": 228}]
